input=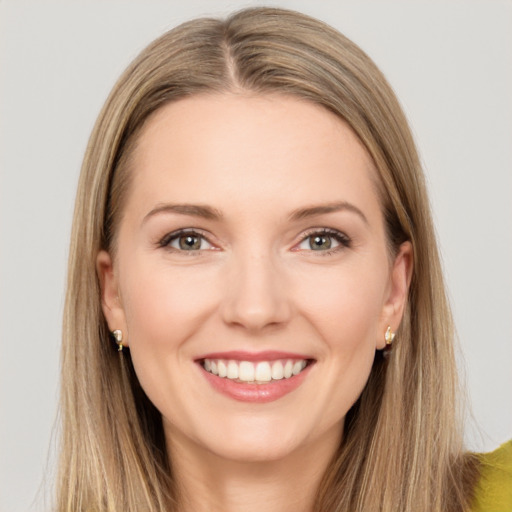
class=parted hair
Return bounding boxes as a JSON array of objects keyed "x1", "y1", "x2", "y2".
[{"x1": 58, "y1": 7, "x2": 478, "y2": 511}]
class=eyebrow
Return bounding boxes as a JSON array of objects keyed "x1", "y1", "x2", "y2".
[
  {"x1": 288, "y1": 201, "x2": 368, "y2": 225},
  {"x1": 143, "y1": 203, "x2": 224, "y2": 223},
  {"x1": 143, "y1": 200, "x2": 368, "y2": 225}
]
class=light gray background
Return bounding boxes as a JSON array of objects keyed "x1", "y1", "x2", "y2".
[{"x1": 1, "y1": 1, "x2": 511, "y2": 511}]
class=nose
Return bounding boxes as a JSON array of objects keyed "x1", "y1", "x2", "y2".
[{"x1": 220, "y1": 250, "x2": 292, "y2": 332}]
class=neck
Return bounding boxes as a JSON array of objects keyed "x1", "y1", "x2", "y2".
[{"x1": 166, "y1": 425, "x2": 341, "y2": 512}]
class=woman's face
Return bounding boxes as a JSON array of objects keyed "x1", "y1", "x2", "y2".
[{"x1": 98, "y1": 94, "x2": 411, "y2": 463}]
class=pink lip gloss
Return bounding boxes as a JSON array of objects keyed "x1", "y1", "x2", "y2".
[{"x1": 196, "y1": 351, "x2": 314, "y2": 403}]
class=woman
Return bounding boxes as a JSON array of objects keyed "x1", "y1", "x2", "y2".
[{"x1": 57, "y1": 7, "x2": 510, "y2": 512}]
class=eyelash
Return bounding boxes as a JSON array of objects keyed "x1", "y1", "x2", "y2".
[
  {"x1": 157, "y1": 228, "x2": 351, "y2": 255},
  {"x1": 296, "y1": 228, "x2": 351, "y2": 256},
  {"x1": 158, "y1": 229, "x2": 213, "y2": 254}
]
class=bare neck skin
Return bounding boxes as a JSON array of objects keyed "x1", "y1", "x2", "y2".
[{"x1": 167, "y1": 422, "x2": 342, "y2": 512}]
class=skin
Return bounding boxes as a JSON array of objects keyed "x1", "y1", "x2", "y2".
[{"x1": 98, "y1": 93, "x2": 412, "y2": 512}]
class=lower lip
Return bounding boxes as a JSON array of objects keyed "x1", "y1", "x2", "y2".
[{"x1": 199, "y1": 363, "x2": 313, "y2": 403}]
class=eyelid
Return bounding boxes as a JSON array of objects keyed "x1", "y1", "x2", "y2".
[
  {"x1": 292, "y1": 227, "x2": 351, "y2": 253},
  {"x1": 158, "y1": 228, "x2": 217, "y2": 251},
  {"x1": 157, "y1": 227, "x2": 350, "y2": 254}
]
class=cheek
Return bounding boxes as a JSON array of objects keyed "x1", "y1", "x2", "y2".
[
  {"x1": 294, "y1": 260, "x2": 388, "y2": 348},
  {"x1": 302, "y1": 267, "x2": 385, "y2": 414},
  {"x1": 117, "y1": 257, "x2": 220, "y2": 417},
  {"x1": 120, "y1": 257, "x2": 217, "y2": 341},
  {"x1": 117, "y1": 257, "x2": 222, "y2": 401}
]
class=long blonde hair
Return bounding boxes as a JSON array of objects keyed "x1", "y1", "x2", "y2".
[{"x1": 58, "y1": 7, "x2": 478, "y2": 511}]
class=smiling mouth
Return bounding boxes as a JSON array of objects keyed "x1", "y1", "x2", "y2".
[{"x1": 201, "y1": 358, "x2": 313, "y2": 384}]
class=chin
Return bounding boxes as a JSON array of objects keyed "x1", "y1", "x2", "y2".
[
  {"x1": 206, "y1": 434, "x2": 306, "y2": 464},
  {"x1": 193, "y1": 412, "x2": 335, "y2": 465}
]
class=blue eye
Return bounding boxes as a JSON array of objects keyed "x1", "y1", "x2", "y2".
[{"x1": 160, "y1": 231, "x2": 213, "y2": 251}]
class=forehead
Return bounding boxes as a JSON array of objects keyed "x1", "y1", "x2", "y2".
[{"x1": 127, "y1": 93, "x2": 381, "y2": 218}]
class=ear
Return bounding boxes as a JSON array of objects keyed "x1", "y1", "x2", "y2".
[
  {"x1": 96, "y1": 250, "x2": 129, "y2": 347},
  {"x1": 376, "y1": 241, "x2": 413, "y2": 349}
]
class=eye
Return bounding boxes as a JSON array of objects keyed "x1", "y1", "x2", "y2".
[
  {"x1": 160, "y1": 230, "x2": 213, "y2": 251},
  {"x1": 306, "y1": 234, "x2": 336, "y2": 251},
  {"x1": 296, "y1": 229, "x2": 350, "y2": 253}
]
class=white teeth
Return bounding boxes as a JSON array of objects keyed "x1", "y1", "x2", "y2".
[
  {"x1": 255, "y1": 362, "x2": 272, "y2": 382},
  {"x1": 271, "y1": 361, "x2": 284, "y2": 380},
  {"x1": 202, "y1": 358, "x2": 309, "y2": 383},
  {"x1": 217, "y1": 360, "x2": 227, "y2": 378},
  {"x1": 227, "y1": 360, "x2": 239, "y2": 379},
  {"x1": 284, "y1": 360, "x2": 293, "y2": 379},
  {"x1": 292, "y1": 361, "x2": 303, "y2": 375},
  {"x1": 239, "y1": 361, "x2": 255, "y2": 382}
]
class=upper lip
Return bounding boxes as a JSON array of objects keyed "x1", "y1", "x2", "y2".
[{"x1": 195, "y1": 350, "x2": 313, "y2": 362}]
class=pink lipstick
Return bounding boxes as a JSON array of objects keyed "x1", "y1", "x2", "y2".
[{"x1": 196, "y1": 351, "x2": 314, "y2": 403}]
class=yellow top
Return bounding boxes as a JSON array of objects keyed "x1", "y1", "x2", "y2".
[{"x1": 472, "y1": 440, "x2": 512, "y2": 511}]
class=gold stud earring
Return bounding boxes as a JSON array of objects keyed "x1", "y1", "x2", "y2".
[
  {"x1": 385, "y1": 326, "x2": 395, "y2": 346},
  {"x1": 112, "y1": 329, "x2": 124, "y2": 352}
]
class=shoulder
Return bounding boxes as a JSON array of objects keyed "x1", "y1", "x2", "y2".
[{"x1": 471, "y1": 440, "x2": 512, "y2": 512}]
